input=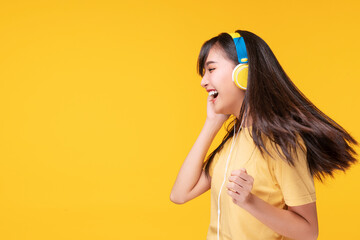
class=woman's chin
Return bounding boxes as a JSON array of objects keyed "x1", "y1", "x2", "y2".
[{"x1": 214, "y1": 108, "x2": 225, "y2": 115}]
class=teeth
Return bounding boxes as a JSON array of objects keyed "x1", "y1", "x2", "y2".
[{"x1": 209, "y1": 90, "x2": 218, "y2": 96}]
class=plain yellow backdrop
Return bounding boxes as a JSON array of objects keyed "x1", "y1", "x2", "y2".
[{"x1": 0, "y1": 0, "x2": 359, "y2": 239}]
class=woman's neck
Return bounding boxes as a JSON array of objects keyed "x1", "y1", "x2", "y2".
[{"x1": 238, "y1": 110, "x2": 252, "y2": 128}]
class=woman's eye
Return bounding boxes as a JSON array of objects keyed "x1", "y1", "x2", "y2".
[{"x1": 209, "y1": 68, "x2": 215, "y2": 72}]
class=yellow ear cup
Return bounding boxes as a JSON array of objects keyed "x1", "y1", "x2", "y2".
[{"x1": 232, "y1": 63, "x2": 248, "y2": 90}]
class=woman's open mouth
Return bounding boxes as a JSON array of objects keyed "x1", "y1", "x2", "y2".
[{"x1": 209, "y1": 90, "x2": 218, "y2": 103}]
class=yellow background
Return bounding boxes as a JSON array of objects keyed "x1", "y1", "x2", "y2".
[{"x1": 0, "y1": 0, "x2": 359, "y2": 239}]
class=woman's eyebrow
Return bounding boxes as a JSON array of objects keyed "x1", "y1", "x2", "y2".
[{"x1": 205, "y1": 61, "x2": 217, "y2": 66}]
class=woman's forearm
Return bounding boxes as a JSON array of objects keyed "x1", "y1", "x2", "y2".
[
  {"x1": 242, "y1": 194, "x2": 318, "y2": 240},
  {"x1": 170, "y1": 120, "x2": 221, "y2": 203}
]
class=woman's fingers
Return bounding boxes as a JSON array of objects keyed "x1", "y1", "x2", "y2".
[{"x1": 227, "y1": 168, "x2": 254, "y2": 194}]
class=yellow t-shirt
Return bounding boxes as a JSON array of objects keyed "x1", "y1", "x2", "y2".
[{"x1": 206, "y1": 126, "x2": 316, "y2": 240}]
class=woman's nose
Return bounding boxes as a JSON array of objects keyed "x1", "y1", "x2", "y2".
[{"x1": 201, "y1": 75, "x2": 208, "y2": 88}]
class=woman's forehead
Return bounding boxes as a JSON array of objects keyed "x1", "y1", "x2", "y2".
[
  {"x1": 206, "y1": 45, "x2": 230, "y2": 64},
  {"x1": 209, "y1": 45, "x2": 225, "y2": 57}
]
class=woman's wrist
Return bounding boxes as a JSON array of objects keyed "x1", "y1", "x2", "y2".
[{"x1": 203, "y1": 119, "x2": 223, "y2": 138}]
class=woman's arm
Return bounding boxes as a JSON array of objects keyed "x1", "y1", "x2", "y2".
[
  {"x1": 227, "y1": 169, "x2": 318, "y2": 240},
  {"x1": 243, "y1": 194, "x2": 318, "y2": 240},
  {"x1": 170, "y1": 119, "x2": 222, "y2": 204}
]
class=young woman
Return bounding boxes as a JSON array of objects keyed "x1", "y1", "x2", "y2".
[{"x1": 170, "y1": 30, "x2": 358, "y2": 240}]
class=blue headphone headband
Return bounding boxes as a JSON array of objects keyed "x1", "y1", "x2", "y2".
[
  {"x1": 228, "y1": 32, "x2": 249, "y2": 90},
  {"x1": 228, "y1": 32, "x2": 248, "y2": 64}
]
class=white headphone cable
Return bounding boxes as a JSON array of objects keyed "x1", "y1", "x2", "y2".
[{"x1": 217, "y1": 114, "x2": 246, "y2": 240}]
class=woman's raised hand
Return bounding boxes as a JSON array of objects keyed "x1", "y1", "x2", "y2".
[{"x1": 206, "y1": 94, "x2": 231, "y2": 127}]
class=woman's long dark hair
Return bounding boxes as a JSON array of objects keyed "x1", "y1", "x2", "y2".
[{"x1": 199, "y1": 30, "x2": 358, "y2": 182}]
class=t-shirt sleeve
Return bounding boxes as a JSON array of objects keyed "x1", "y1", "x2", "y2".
[
  {"x1": 208, "y1": 151, "x2": 220, "y2": 178},
  {"x1": 268, "y1": 137, "x2": 317, "y2": 206}
]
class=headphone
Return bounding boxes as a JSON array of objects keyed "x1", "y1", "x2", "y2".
[{"x1": 228, "y1": 32, "x2": 249, "y2": 90}]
